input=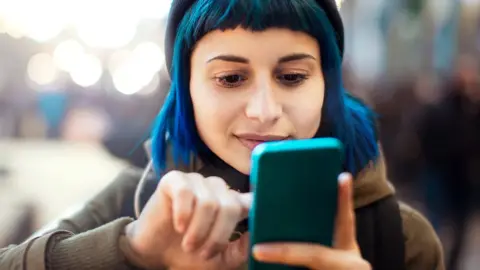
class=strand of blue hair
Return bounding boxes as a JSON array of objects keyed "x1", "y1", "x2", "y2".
[{"x1": 151, "y1": 0, "x2": 378, "y2": 177}]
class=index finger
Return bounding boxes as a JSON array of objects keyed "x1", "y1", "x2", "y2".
[
  {"x1": 235, "y1": 192, "x2": 252, "y2": 220},
  {"x1": 158, "y1": 171, "x2": 195, "y2": 233}
]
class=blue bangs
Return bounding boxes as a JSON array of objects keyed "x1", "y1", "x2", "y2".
[
  {"x1": 178, "y1": 0, "x2": 341, "y2": 71},
  {"x1": 151, "y1": 0, "x2": 378, "y2": 176}
]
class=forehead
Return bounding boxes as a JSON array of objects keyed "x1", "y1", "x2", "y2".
[{"x1": 192, "y1": 27, "x2": 320, "y2": 62}]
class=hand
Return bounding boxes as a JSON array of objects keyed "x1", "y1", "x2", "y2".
[
  {"x1": 252, "y1": 173, "x2": 371, "y2": 270},
  {"x1": 125, "y1": 171, "x2": 252, "y2": 270}
]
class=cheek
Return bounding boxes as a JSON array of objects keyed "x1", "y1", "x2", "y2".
[
  {"x1": 191, "y1": 88, "x2": 219, "y2": 139},
  {"x1": 286, "y1": 85, "x2": 324, "y2": 138},
  {"x1": 190, "y1": 78, "x2": 240, "y2": 142}
]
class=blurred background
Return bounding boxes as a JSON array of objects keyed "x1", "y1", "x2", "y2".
[{"x1": 0, "y1": 0, "x2": 479, "y2": 269}]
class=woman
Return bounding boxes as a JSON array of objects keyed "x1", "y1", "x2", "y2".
[{"x1": 0, "y1": 0, "x2": 443, "y2": 269}]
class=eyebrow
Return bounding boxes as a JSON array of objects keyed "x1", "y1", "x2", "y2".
[
  {"x1": 278, "y1": 53, "x2": 316, "y2": 63},
  {"x1": 206, "y1": 53, "x2": 317, "y2": 64}
]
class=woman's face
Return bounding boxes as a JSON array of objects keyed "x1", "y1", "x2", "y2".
[{"x1": 190, "y1": 27, "x2": 325, "y2": 174}]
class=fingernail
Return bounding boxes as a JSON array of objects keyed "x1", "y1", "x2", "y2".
[
  {"x1": 176, "y1": 224, "x2": 185, "y2": 233},
  {"x1": 338, "y1": 173, "x2": 350, "y2": 184},
  {"x1": 253, "y1": 245, "x2": 281, "y2": 257}
]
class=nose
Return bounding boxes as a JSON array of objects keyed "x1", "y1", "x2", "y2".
[{"x1": 245, "y1": 85, "x2": 282, "y2": 123}]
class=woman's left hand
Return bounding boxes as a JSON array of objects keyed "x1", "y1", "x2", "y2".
[{"x1": 252, "y1": 173, "x2": 371, "y2": 270}]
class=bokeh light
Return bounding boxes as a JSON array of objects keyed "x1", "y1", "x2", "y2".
[
  {"x1": 112, "y1": 57, "x2": 153, "y2": 95},
  {"x1": 109, "y1": 42, "x2": 164, "y2": 95},
  {"x1": 73, "y1": 1, "x2": 139, "y2": 48},
  {"x1": 27, "y1": 53, "x2": 58, "y2": 85},
  {"x1": 138, "y1": 73, "x2": 160, "y2": 96},
  {"x1": 0, "y1": 0, "x2": 69, "y2": 42},
  {"x1": 53, "y1": 39, "x2": 85, "y2": 72},
  {"x1": 135, "y1": 0, "x2": 173, "y2": 20},
  {"x1": 69, "y1": 54, "x2": 103, "y2": 87},
  {"x1": 0, "y1": 0, "x2": 171, "y2": 93},
  {"x1": 133, "y1": 42, "x2": 164, "y2": 74},
  {"x1": 0, "y1": 0, "x2": 173, "y2": 44}
]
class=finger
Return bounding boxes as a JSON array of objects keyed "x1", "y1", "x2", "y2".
[
  {"x1": 181, "y1": 173, "x2": 219, "y2": 252},
  {"x1": 200, "y1": 178, "x2": 242, "y2": 259},
  {"x1": 253, "y1": 243, "x2": 370, "y2": 270},
  {"x1": 236, "y1": 192, "x2": 253, "y2": 220},
  {"x1": 222, "y1": 232, "x2": 250, "y2": 269},
  {"x1": 334, "y1": 173, "x2": 357, "y2": 251},
  {"x1": 159, "y1": 171, "x2": 195, "y2": 233}
]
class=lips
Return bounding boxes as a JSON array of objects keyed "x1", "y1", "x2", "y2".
[{"x1": 236, "y1": 134, "x2": 289, "y2": 151}]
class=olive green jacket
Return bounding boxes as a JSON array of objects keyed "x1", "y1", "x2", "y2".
[{"x1": 0, "y1": 147, "x2": 444, "y2": 270}]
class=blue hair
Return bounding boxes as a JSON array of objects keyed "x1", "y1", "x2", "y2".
[{"x1": 151, "y1": 0, "x2": 378, "y2": 176}]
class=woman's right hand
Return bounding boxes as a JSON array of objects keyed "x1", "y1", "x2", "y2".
[{"x1": 124, "y1": 171, "x2": 252, "y2": 270}]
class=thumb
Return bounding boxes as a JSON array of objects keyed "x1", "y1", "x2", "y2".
[
  {"x1": 334, "y1": 173, "x2": 358, "y2": 251},
  {"x1": 222, "y1": 232, "x2": 250, "y2": 268}
]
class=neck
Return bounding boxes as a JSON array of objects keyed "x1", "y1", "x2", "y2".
[{"x1": 198, "y1": 155, "x2": 250, "y2": 193}]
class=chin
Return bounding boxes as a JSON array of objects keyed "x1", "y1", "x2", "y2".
[
  {"x1": 223, "y1": 154, "x2": 250, "y2": 175},
  {"x1": 213, "y1": 141, "x2": 253, "y2": 175},
  {"x1": 222, "y1": 152, "x2": 251, "y2": 175},
  {"x1": 236, "y1": 163, "x2": 251, "y2": 175}
]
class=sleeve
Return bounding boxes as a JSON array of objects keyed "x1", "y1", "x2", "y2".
[
  {"x1": 0, "y1": 168, "x2": 147, "y2": 270},
  {"x1": 399, "y1": 203, "x2": 445, "y2": 270}
]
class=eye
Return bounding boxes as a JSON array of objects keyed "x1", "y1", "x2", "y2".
[
  {"x1": 215, "y1": 74, "x2": 247, "y2": 88},
  {"x1": 276, "y1": 73, "x2": 309, "y2": 87}
]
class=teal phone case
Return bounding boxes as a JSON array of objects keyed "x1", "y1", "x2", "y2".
[{"x1": 248, "y1": 138, "x2": 344, "y2": 270}]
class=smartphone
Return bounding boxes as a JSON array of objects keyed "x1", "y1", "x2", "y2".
[{"x1": 248, "y1": 138, "x2": 344, "y2": 270}]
